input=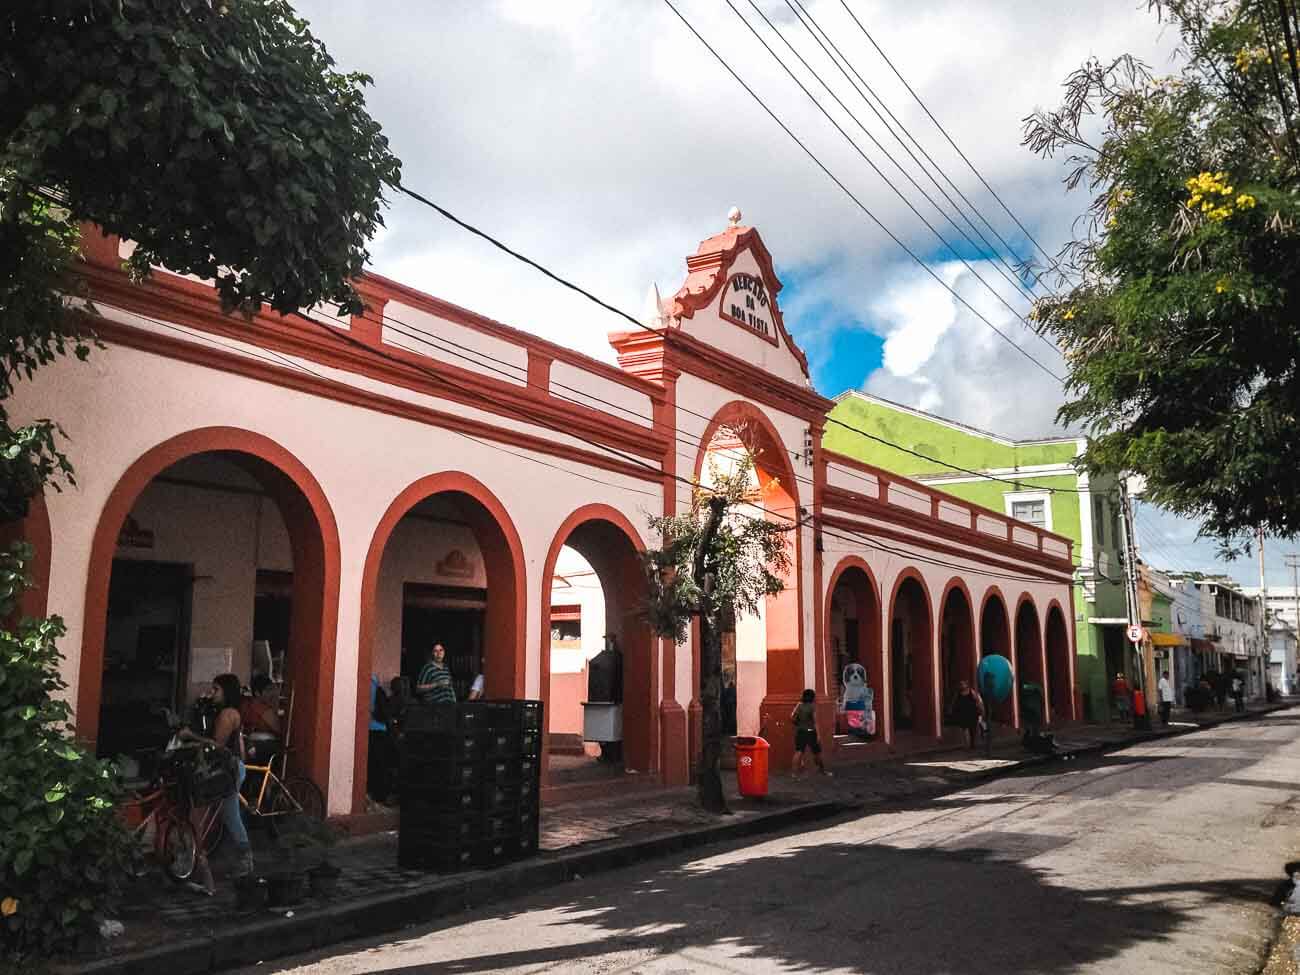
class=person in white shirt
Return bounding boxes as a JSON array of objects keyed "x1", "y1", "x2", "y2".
[
  {"x1": 1157, "y1": 670, "x2": 1175, "y2": 726},
  {"x1": 468, "y1": 673, "x2": 485, "y2": 701}
]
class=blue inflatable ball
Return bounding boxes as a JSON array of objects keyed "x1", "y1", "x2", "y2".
[{"x1": 977, "y1": 654, "x2": 1014, "y2": 704}]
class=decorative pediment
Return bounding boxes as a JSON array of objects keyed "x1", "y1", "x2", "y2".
[{"x1": 666, "y1": 217, "x2": 810, "y2": 379}]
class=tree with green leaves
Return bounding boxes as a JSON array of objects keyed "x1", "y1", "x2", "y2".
[
  {"x1": 1025, "y1": 0, "x2": 1300, "y2": 549},
  {"x1": 1, "y1": 0, "x2": 399, "y2": 958},
  {"x1": 642, "y1": 447, "x2": 790, "y2": 813}
]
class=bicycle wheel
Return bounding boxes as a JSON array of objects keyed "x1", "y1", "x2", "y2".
[
  {"x1": 283, "y1": 777, "x2": 325, "y2": 821},
  {"x1": 160, "y1": 814, "x2": 197, "y2": 881}
]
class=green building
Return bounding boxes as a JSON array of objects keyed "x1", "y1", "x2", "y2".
[{"x1": 825, "y1": 391, "x2": 1128, "y2": 720}]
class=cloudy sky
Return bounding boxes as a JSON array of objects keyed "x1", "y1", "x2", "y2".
[{"x1": 286, "y1": 0, "x2": 1293, "y2": 587}]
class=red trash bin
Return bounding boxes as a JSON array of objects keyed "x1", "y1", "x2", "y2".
[{"x1": 734, "y1": 736, "x2": 770, "y2": 797}]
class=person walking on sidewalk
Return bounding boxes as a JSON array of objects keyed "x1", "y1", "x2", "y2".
[
  {"x1": 1231, "y1": 673, "x2": 1245, "y2": 713},
  {"x1": 1157, "y1": 670, "x2": 1174, "y2": 726},
  {"x1": 952, "y1": 679, "x2": 983, "y2": 750},
  {"x1": 791, "y1": 689, "x2": 830, "y2": 777},
  {"x1": 1112, "y1": 672, "x2": 1132, "y2": 722}
]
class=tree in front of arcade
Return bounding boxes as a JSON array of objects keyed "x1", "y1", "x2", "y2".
[
  {"x1": 642, "y1": 447, "x2": 790, "y2": 813},
  {"x1": 0, "y1": 0, "x2": 400, "y2": 959}
]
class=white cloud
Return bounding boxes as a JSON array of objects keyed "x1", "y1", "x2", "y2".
[{"x1": 293, "y1": 0, "x2": 1175, "y2": 367}]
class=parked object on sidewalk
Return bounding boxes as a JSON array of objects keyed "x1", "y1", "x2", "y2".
[
  {"x1": 838, "y1": 664, "x2": 875, "y2": 738},
  {"x1": 1112, "y1": 673, "x2": 1132, "y2": 721},
  {"x1": 399, "y1": 700, "x2": 543, "y2": 872},
  {"x1": 734, "y1": 736, "x2": 770, "y2": 796}
]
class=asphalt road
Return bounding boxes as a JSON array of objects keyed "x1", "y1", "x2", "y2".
[{"x1": 244, "y1": 712, "x2": 1300, "y2": 974}]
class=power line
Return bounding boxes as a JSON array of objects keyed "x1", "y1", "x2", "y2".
[
  {"x1": 725, "y1": 0, "x2": 1060, "y2": 358},
  {"x1": 395, "y1": 182, "x2": 1098, "y2": 494},
  {"x1": 659, "y1": 0, "x2": 1064, "y2": 383},
  {"x1": 784, "y1": 0, "x2": 1060, "y2": 301},
  {"x1": 836, "y1": 0, "x2": 1072, "y2": 282},
  {"x1": 114, "y1": 300, "x2": 1075, "y2": 586},
  {"x1": 743, "y1": 0, "x2": 1061, "y2": 359}
]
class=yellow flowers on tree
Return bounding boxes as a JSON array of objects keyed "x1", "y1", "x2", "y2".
[{"x1": 1025, "y1": 0, "x2": 1300, "y2": 549}]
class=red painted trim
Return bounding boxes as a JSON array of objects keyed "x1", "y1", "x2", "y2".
[
  {"x1": 80, "y1": 266, "x2": 668, "y2": 464},
  {"x1": 938, "y1": 576, "x2": 979, "y2": 700},
  {"x1": 824, "y1": 449, "x2": 1075, "y2": 554},
  {"x1": 539, "y1": 505, "x2": 650, "y2": 785},
  {"x1": 820, "y1": 511, "x2": 1072, "y2": 585},
  {"x1": 354, "y1": 472, "x2": 526, "y2": 813},
  {"x1": 667, "y1": 225, "x2": 810, "y2": 376},
  {"x1": 609, "y1": 327, "x2": 831, "y2": 423},
  {"x1": 86, "y1": 315, "x2": 663, "y2": 487},
  {"x1": 526, "y1": 352, "x2": 552, "y2": 398},
  {"x1": 364, "y1": 269, "x2": 664, "y2": 398},
  {"x1": 77, "y1": 428, "x2": 341, "y2": 795},
  {"x1": 823, "y1": 485, "x2": 1073, "y2": 576},
  {"x1": 886, "y1": 567, "x2": 938, "y2": 739},
  {"x1": 1044, "y1": 598, "x2": 1075, "y2": 721},
  {"x1": 5, "y1": 495, "x2": 52, "y2": 620}
]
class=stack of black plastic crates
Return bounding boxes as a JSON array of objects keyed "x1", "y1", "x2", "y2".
[{"x1": 398, "y1": 699, "x2": 543, "y2": 871}]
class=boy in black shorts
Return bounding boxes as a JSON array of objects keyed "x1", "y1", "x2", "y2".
[{"x1": 791, "y1": 688, "x2": 830, "y2": 776}]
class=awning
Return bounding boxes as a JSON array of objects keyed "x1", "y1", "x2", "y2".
[
  {"x1": 1190, "y1": 638, "x2": 1217, "y2": 654},
  {"x1": 1150, "y1": 632, "x2": 1189, "y2": 647}
]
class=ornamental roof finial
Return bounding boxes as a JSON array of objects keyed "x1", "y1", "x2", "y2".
[{"x1": 727, "y1": 206, "x2": 742, "y2": 229}]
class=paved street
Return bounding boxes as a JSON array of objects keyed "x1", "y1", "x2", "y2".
[{"x1": 234, "y1": 711, "x2": 1300, "y2": 975}]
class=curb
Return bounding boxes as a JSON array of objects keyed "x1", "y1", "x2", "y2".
[{"x1": 64, "y1": 798, "x2": 846, "y2": 975}]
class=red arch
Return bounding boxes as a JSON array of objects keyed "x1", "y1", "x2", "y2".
[
  {"x1": 539, "y1": 504, "x2": 653, "y2": 781},
  {"x1": 79, "y1": 427, "x2": 341, "y2": 793},
  {"x1": 938, "y1": 577, "x2": 978, "y2": 718},
  {"x1": 1014, "y1": 593, "x2": 1046, "y2": 723},
  {"x1": 0, "y1": 493, "x2": 51, "y2": 620},
  {"x1": 825, "y1": 556, "x2": 883, "y2": 734},
  {"x1": 692, "y1": 400, "x2": 805, "y2": 763},
  {"x1": 354, "y1": 471, "x2": 526, "y2": 812},
  {"x1": 1045, "y1": 599, "x2": 1074, "y2": 720},
  {"x1": 978, "y1": 586, "x2": 1016, "y2": 725},
  {"x1": 887, "y1": 568, "x2": 938, "y2": 738}
]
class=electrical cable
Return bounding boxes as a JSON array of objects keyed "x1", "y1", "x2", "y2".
[
  {"x1": 717, "y1": 0, "x2": 1064, "y2": 366},
  {"x1": 658, "y1": 0, "x2": 1064, "y2": 383},
  {"x1": 836, "y1": 0, "x2": 1074, "y2": 282},
  {"x1": 786, "y1": 0, "x2": 1057, "y2": 299},
  {"x1": 738, "y1": 0, "x2": 1061, "y2": 357}
]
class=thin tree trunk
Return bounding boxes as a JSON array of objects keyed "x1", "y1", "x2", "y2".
[
  {"x1": 697, "y1": 608, "x2": 729, "y2": 813},
  {"x1": 693, "y1": 496, "x2": 729, "y2": 814}
]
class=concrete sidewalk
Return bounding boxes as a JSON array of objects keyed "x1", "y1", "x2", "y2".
[{"x1": 64, "y1": 698, "x2": 1295, "y2": 975}]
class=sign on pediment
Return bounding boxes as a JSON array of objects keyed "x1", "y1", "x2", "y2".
[{"x1": 718, "y1": 272, "x2": 777, "y2": 346}]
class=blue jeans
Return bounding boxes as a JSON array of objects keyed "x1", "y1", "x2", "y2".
[{"x1": 222, "y1": 761, "x2": 249, "y2": 849}]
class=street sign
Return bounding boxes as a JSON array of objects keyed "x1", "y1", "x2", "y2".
[{"x1": 1127, "y1": 624, "x2": 1146, "y2": 643}]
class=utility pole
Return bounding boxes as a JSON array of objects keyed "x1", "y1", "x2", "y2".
[
  {"x1": 1118, "y1": 480, "x2": 1150, "y2": 729},
  {"x1": 1258, "y1": 528, "x2": 1267, "y2": 696}
]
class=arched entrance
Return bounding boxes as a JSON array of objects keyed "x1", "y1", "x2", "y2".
[
  {"x1": 939, "y1": 580, "x2": 977, "y2": 728},
  {"x1": 1015, "y1": 597, "x2": 1046, "y2": 723},
  {"x1": 355, "y1": 472, "x2": 525, "y2": 813},
  {"x1": 694, "y1": 401, "x2": 803, "y2": 766},
  {"x1": 979, "y1": 588, "x2": 1015, "y2": 725},
  {"x1": 80, "y1": 429, "x2": 339, "y2": 796},
  {"x1": 826, "y1": 558, "x2": 882, "y2": 737},
  {"x1": 1045, "y1": 602, "x2": 1073, "y2": 720},
  {"x1": 541, "y1": 506, "x2": 655, "y2": 786},
  {"x1": 889, "y1": 571, "x2": 937, "y2": 739}
]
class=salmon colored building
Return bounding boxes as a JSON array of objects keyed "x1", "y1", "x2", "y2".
[{"x1": 10, "y1": 215, "x2": 1077, "y2": 818}]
